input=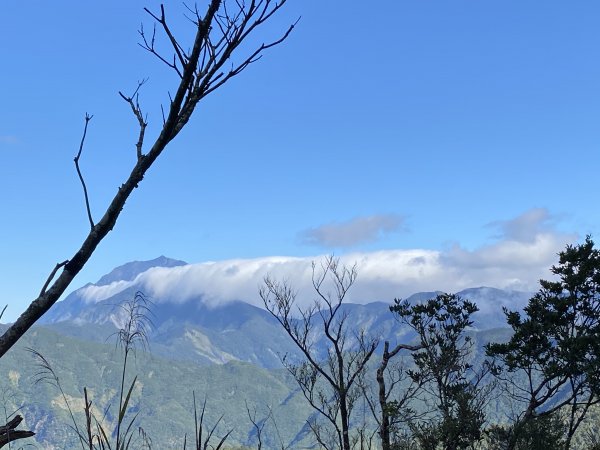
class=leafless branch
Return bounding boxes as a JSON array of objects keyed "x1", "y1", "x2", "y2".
[
  {"x1": 262, "y1": 257, "x2": 377, "y2": 450},
  {"x1": 139, "y1": 21, "x2": 184, "y2": 79},
  {"x1": 143, "y1": 5, "x2": 189, "y2": 73},
  {"x1": 141, "y1": 0, "x2": 299, "y2": 134},
  {"x1": 119, "y1": 79, "x2": 149, "y2": 160},
  {"x1": 245, "y1": 400, "x2": 271, "y2": 450},
  {"x1": 0, "y1": 0, "x2": 294, "y2": 358},
  {"x1": 0, "y1": 415, "x2": 35, "y2": 448},
  {"x1": 39, "y1": 260, "x2": 69, "y2": 297},
  {"x1": 74, "y1": 113, "x2": 95, "y2": 229}
]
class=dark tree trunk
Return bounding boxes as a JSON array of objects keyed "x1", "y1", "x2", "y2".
[
  {"x1": 378, "y1": 342, "x2": 392, "y2": 450},
  {"x1": 339, "y1": 392, "x2": 351, "y2": 450}
]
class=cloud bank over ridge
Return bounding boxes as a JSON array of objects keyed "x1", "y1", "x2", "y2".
[{"x1": 78, "y1": 209, "x2": 576, "y2": 309}]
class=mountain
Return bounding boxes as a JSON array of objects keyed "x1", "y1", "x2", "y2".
[
  {"x1": 40, "y1": 256, "x2": 188, "y2": 324},
  {"x1": 0, "y1": 257, "x2": 558, "y2": 449},
  {"x1": 96, "y1": 255, "x2": 188, "y2": 285},
  {"x1": 456, "y1": 286, "x2": 531, "y2": 329},
  {"x1": 37, "y1": 257, "x2": 531, "y2": 370}
]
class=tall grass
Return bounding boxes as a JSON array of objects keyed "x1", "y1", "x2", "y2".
[
  {"x1": 182, "y1": 392, "x2": 231, "y2": 450},
  {"x1": 29, "y1": 292, "x2": 152, "y2": 450}
]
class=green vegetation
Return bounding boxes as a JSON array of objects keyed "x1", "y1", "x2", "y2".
[
  {"x1": 0, "y1": 325, "x2": 313, "y2": 448},
  {"x1": 487, "y1": 236, "x2": 600, "y2": 449},
  {"x1": 391, "y1": 294, "x2": 488, "y2": 450},
  {"x1": 3, "y1": 238, "x2": 600, "y2": 449}
]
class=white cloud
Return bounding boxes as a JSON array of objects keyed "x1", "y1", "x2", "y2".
[
  {"x1": 137, "y1": 234, "x2": 573, "y2": 308},
  {"x1": 137, "y1": 258, "x2": 315, "y2": 308},
  {"x1": 487, "y1": 207, "x2": 561, "y2": 243},
  {"x1": 300, "y1": 214, "x2": 406, "y2": 248},
  {"x1": 78, "y1": 280, "x2": 135, "y2": 303},
  {"x1": 441, "y1": 207, "x2": 577, "y2": 290},
  {"x1": 78, "y1": 209, "x2": 578, "y2": 311}
]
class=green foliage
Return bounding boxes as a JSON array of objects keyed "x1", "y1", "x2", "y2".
[
  {"x1": 486, "y1": 236, "x2": 600, "y2": 446},
  {"x1": 484, "y1": 415, "x2": 567, "y2": 450},
  {"x1": 391, "y1": 293, "x2": 486, "y2": 450}
]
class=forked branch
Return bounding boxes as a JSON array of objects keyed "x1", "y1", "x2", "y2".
[
  {"x1": 39, "y1": 260, "x2": 69, "y2": 297},
  {"x1": 139, "y1": 0, "x2": 299, "y2": 134},
  {"x1": 119, "y1": 79, "x2": 148, "y2": 160}
]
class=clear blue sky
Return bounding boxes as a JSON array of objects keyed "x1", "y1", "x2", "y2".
[{"x1": 1, "y1": 1, "x2": 599, "y2": 321}]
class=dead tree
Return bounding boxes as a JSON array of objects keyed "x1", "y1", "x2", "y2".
[
  {"x1": 260, "y1": 256, "x2": 379, "y2": 450},
  {"x1": 0, "y1": 1, "x2": 296, "y2": 359}
]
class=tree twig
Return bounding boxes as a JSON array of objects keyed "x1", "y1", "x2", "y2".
[
  {"x1": 39, "y1": 260, "x2": 69, "y2": 297},
  {"x1": 74, "y1": 113, "x2": 95, "y2": 229},
  {"x1": 119, "y1": 80, "x2": 148, "y2": 160}
]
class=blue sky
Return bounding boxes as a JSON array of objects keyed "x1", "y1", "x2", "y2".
[{"x1": 1, "y1": 1, "x2": 599, "y2": 322}]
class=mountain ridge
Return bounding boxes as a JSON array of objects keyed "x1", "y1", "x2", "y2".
[
  {"x1": 33, "y1": 256, "x2": 532, "y2": 369},
  {"x1": 96, "y1": 255, "x2": 187, "y2": 285}
]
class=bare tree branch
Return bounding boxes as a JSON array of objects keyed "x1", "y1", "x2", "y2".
[
  {"x1": 0, "y1": 0, "x2": 295, "y2": 358},
  {"x1": 39, "y1": 260, "x2": 69, "y2": 297},
  {"x1": 143, "y1": 5, "x2": 189, "y2": 73},
  {"x1": 0, "y1": 415, "x2": 34, "y2": 448},
  {"x1": 245, "y1": 400, "x2": 271, "y2": 450},
  {"x1": 139, "y1": 21, "x2": 184, "y2": 79},
  {"x1": 262, "y1": 256, "x2": 378, "y2": 450},
  {"x1": 119, "y1": 79, "x2": 149, "y2": 160},
  {"x1": 74, "y1": 113, "x2": 95, "y2": 229}
]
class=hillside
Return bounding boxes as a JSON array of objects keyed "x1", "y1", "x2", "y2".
[{"x1": 1, "y1": 325, "x2": 315, "y2": 449}]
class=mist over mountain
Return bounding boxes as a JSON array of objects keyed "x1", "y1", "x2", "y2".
[{"x1": 37, "y1": 257, "x2": 531, "y2": 369}]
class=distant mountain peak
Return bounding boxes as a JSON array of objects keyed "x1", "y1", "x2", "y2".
[{"x1": 96, "y1": 256, "x2": 187, "y2": 286}]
